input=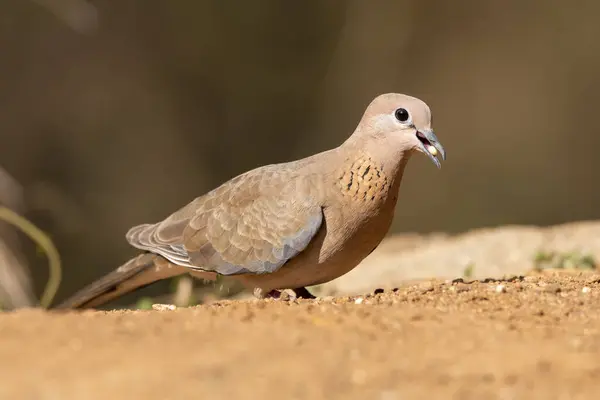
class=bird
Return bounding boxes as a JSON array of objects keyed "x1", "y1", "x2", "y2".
[{"x1": 55, "y1": 93, "x2": 445, "y2": 309}]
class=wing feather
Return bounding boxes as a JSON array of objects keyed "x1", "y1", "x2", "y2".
[{"x1": 126, "y1": 166, "x2": 323, "y2": 275}]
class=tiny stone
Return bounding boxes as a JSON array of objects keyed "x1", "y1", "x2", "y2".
[
  {"x1": 373, "y1": 288, "x2": 385, "y2": 295},
  {"x1": 582, "y1": 287, "x2": 591, "y2": 294},
  {"x1": 495, "y1": 284, "x2": 507, "y2": 293},
  {"x1": 152, "y1": 303, "x2": 177, "y2": 311},
  {"x1": 354, "y1": 297, "x2": 364, "y2": 305}
]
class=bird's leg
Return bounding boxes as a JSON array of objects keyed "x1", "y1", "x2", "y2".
[{"x1": 252, "y1": 287, "x2": 316, "y2": 300}]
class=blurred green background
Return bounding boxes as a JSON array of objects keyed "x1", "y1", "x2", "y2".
[{"x1": 0, "y1": 0, "x2": 599, "y2": 306}]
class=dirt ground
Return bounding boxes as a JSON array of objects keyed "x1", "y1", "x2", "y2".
[{"x1": 1, "y1": 270, "x2": 600, "y2": 400}]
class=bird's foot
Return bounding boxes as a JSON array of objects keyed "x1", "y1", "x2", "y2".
[{"x1": 253, "y1": 287, "x2": 316, "y2": 301}]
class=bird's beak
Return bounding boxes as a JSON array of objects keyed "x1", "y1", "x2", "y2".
[{"x1": 415, "y1": 129, "x2": 446, "y2": 169}]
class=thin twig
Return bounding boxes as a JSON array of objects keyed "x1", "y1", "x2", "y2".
[{"x1": 0, "y1": 207, "x2": 61, "y2": 308}]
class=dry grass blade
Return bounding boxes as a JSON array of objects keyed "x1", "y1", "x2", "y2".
[{"x1": 0, "y1": 207, "x2": 61, "y2": 308}]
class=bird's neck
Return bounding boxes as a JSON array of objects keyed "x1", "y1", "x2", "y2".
[
  {"x1": 333, "y1": 135, "x2": 411, "y2": 210},
  {"x1": 340, "y1": 132, "x2": 412, "y2": 186}
]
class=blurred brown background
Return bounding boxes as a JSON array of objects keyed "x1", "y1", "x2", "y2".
[{"x1": 0, "y1": 0, "x2": 599, "y2": 306}]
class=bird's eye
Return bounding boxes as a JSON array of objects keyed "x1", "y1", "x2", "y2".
[{"x1": 394, "y1": 108, "x2": 410, "y2": 123}]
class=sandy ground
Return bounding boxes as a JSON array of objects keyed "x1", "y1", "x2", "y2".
[
  {"x1": 2, "y1": 269, "x2": 600, "y2": 400},
  {"x1": 316, "y1": 221, "x2": 600, "y2": 295}
]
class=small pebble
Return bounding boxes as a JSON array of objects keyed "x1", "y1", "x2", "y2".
[
  {"x1": 152, "y1": 303, "x2": 177, "y2": 311},
  {"x1": 495, "y1": 284, "x2": 507, "y2": 293},
  {"x1": 354, "y1": 297, "x2": 364, "y2": 305},
  {"x1": 373, "y1": 288, "x2": 385, "y2": 295},
  {"x1": 582, "y1": 287, "x2": 591, "y2": 294}
]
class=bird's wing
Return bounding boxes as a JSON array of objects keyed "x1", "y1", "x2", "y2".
[{"x1": 126, "y1": 166, "x2": 324, "y2": 275}]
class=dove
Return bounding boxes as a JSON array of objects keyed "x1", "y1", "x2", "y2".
[{"x1": 55, "y1": 93, "x2": 445, "y2": 309}]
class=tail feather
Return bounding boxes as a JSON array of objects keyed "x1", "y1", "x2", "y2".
[{"x1": 54, "y1": 253, "x2": 187, "y2": 310}]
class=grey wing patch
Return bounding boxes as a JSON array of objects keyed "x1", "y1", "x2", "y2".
[
  {"x1": 126, "y1": 210, "x2": 323, "y2": 275},
  {"x1": 196, "y1": 211, "x2": 323, "y2": 275},
  {"x1": 125, "y1": 168, "x2": 325, "y2": 276}
]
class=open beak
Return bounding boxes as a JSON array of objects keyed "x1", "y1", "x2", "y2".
[{"x1": 416, "y1": 129, "x2": 446, "y2": 169}]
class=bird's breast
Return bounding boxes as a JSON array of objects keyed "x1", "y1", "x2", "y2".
[
  {"x1": 336, "y1": 154, "x2": 391, "y2": 205},
  {"x1": 319, "y1": 154, "x2": 401, "y2": 264}
]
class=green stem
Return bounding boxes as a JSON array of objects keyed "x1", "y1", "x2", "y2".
[{"x1": 0, "y1": 207, "x2": 61, "y2": 308}]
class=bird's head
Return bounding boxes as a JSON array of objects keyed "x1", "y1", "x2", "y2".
[{"x1": 355, "y1": 93, "x2": 446, "y2": 168}]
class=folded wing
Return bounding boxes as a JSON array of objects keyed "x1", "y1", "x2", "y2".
[{"x1": 126, "y1": 167, "x2": 323, "y2": 275}]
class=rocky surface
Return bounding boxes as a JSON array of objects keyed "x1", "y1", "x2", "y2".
[{"x1": 315, "y1": 221, "x2": 600, "y2": 295}]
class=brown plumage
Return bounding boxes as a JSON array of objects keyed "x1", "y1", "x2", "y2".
[{"x1": 56, "y1": 93, "x2": 446, "y2": 309}]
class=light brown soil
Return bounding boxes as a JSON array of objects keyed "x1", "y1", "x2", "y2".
[{"x1": 2, "y1": 270, "x2": 600, "y2": 400}]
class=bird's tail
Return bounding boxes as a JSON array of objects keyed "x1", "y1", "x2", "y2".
[{"x1": 54, "y1": 253, "x2": 187, "y2": 310}]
